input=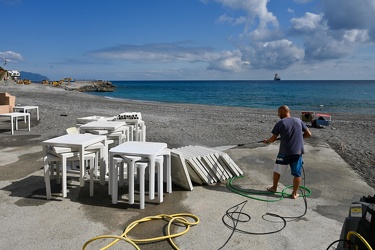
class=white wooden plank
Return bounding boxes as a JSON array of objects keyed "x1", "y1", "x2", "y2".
[{"x1": 170, "y1": 151, "x2": 194, "y2": 190}]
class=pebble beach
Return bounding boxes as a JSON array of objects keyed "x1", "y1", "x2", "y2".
[
  {"x1": 0, "y1": 81, "x2": 374, "y2": 189},
  {"x1": 1, "y1": 81, "x2": 375, "y2": 249}
]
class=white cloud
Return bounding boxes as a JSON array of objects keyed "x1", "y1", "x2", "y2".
[
  {"x1": 213, "y1": 0, "x2": 279, "y2": 29},
  {"x1": 289, "y1": 7, "x2": 374, "y2": 62},
  {"x1": 290, "y1": 12, "x2": 325, "y2": 33},
  {"x1": 343, "y1": 29, "x2": 370, "y2": 43},
  {"x1": 89, "y1": 42, "x2": 244, "y2": 73},
  {"x1": 218, "y1": 14, "x2": 247, "y2": 25},
  {"x1": 206, "y1": 0, "x2": 306, "y2": 70},
  {"x1": 0, "y1": 51, "x2": 24, "y2": 63},
  {"x1": 320, "y1": 0, "x2": 375, "y2": 31},
  {"x1": 90, "y1": 43, "x2": 213, "y2": 62},
  {"x1": 87, "y1": 0, "x2": 375, "y2": 76},
  {"x1": 293, "y1": 0, "x2": 313, "y2": 3},
  {"x1": 241, "y1": 39, "x2": 304, "y2": 69}
]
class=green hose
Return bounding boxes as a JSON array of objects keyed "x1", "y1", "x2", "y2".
[{"x1": 226, "y1": 176, "x2": 312, "y2": 202}]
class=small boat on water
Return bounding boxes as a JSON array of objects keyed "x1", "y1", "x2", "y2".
[{"x1": 274, "y1": 73, "x2": 281, "y2": 81}]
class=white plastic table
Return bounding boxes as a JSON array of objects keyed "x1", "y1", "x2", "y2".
[
  {"x1": 109, "y1": 141, "x2": 167, "y2": 204},
  {"x1": 122, "y1": 119, "x2": 146, "y2": 141},
  {"x1": 42, "y1": 134, "x2": 108, "y2": 191},
  {"x1": 79, "y1": 120, "x2": 126, "y2": 132},
  {"x1": 79, "y1": 120, "x2": 129, "y2": 144},
  {"x1": 0, "y1": 112, "x2": 30, "y2": 135},
  {"x1": 13, "y1": 106, "x2": 39, "y2": 121}
]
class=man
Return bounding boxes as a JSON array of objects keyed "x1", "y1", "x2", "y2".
[{"x1": 263, "y1": 105, "x2": 312, "y2": 199}]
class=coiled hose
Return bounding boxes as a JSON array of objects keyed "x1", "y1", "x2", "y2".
[
  {"x1": 82, "y1": 213, "x2": 200, "y2": 250},
  {"x1": 226, "y1": 175, "x2": 311, "y2": 202}
]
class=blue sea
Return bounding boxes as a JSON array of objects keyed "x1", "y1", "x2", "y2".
[{"x1": 89, "y1": 80, "x2": 375, "y2": 114}]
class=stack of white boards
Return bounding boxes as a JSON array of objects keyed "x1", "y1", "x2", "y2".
[{"x1": 170, "y1": 145, "x2": 243, "y2": 191}]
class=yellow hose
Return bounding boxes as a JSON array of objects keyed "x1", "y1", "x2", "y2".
[
  {"x1": 82, "y1": 213, "x2": 200, "y2": 250},
  {"x1": 346, "y1": 231, "x2": 373, "y2": 250}
]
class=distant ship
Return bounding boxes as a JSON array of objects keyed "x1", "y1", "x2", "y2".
[{"x1": 274, "y1": 73, "x2": 281, "y2": 81}]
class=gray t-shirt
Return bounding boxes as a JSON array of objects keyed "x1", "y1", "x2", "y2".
[{"x1": 271, "y1": 117, "x2": 308, "y2": 154}]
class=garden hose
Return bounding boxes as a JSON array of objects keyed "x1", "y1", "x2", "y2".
[
  {"x1": 226, "y1": 175, "x2": 312, "y2": 202},
  {"x1": 346, "y1": 231, "x2": 373, "y2": 250},
  {"x1": 82, "y1": 213, "x2": 200, "y2": 250}
]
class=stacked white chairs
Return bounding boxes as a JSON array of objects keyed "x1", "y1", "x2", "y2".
[
  {"x1": 44, "y1": 148, "x2": 96, "y2": 199},
  {"x1": 110, "y1": 154, "x2": 164, "y2": 209},
  {"x1": 117, "y1": 112, "x2": 146, "y2": 142},
  {"x1": 77, "y1": 121, "x2": 130, "y2": 147},
  {"x1": 65, "y1": 127, "x2": 110, "y2": 181}
]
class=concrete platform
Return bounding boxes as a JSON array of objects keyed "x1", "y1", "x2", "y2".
[{"x1": 0, "y1": 143, "x2": 373, "y2": 249}]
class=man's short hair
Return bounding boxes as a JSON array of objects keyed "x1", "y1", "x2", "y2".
[{"x1": 278, "y1": 105, "x2": 290, "y2": 112}]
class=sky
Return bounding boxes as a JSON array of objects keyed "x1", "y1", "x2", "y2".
[{"x1": 1, "y1": 0, "x2": 375, "y2": 81}]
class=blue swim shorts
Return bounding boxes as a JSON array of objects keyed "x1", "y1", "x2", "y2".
[{"x1": 275, "y1": 154, "x2": 303, "y2": 177}]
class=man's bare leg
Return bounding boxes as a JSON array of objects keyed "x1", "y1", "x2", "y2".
[
  {"x1": 292, "y1": 176, "x2": 301, "y2": 199},
  {"x1": 268, "y1": 172, "x2": 280, "y2": 192}
]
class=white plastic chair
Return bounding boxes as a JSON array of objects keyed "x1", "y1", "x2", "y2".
[
  {"x1": 44, "y1": 151, "x2": 96, "y2": 199},
  {"x1": 110, "y1": 154, "x2": 164, "y2": 209},
  {"x1": 65, "y1": 127, "x2": 111, "y2": 181}
]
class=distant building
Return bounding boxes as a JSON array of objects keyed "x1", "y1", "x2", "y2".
[{"x1": 7, "y1": 70, "x2": 20, "y2": 80}]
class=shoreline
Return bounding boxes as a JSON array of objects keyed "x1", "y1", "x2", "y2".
[{"x1": 1, "y1": 82, "x2": 374, "y2": 189}]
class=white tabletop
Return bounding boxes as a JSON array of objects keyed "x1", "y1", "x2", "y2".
[
  {"x1": 0, "y1": 112, "x2": 30, "y2": 117},
  {"x1": 79, "y1": 121, "x2": 126, "y2": 131},
  {"x1": 42, "y1": 134, "x2": 106, "y2": 147},
  {"x1": 14, "y1": 106, "x2": 38, "y2": 109},
  {"x1": 109, "y1": 141, "x2": 167, "y2": 156}
]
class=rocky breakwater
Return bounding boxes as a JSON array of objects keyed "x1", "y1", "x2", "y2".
[{"x1": 63, "y1": 80, "x2": 115, "y2": 92}]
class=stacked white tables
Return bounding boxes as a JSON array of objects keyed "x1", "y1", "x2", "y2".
[
  {"x1": 42, "y1": 134, "x2": 108, "y2": 195},
  {"x1": 0, "y1": 112, "x2": 30, "y2": 135},
  {"x1": 79, "y1": 120, "x2": 130, "y2": 144},
  {"x1": 76, "y1": 115, "x2": 116, "y2": 126},
  {"x1": 109, "y1": 141, "x2": 168, "y2": 207},
  {"x1": 13, "y1": 106, "x2": 39, "y2": 121}
]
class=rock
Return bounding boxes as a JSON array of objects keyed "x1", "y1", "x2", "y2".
[{"x1": 64, "y1": 80, "x2": 116, "y2": 92}]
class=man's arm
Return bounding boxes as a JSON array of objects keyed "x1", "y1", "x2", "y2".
[
  {"x1": 263, "y1": 134, "x2": 278, "y2": 144},
  {"x1": 303, "y1": 128, "x2": 312, "y2": 138}
]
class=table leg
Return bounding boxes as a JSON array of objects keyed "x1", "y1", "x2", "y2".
[
  {"x1": 79, "y1": 146, "x2": 85, "y2": 187},
  {"x1": 62, "y1": 154, "x2": 68, "y2": 197},
  {"x1": 100, "y1": 140, "x2": 108, "y2": 185},
  {"x1": 27, "y1": 114, "x2": 30, "y2": 131},
  {"x1": 149, "y1": 155, "x2": 155, "y2": 200},
  {"x1": 138, "y1": 164, "x2": 146, "y2": 209},
  {"x1": 43, "y1": 155, "x2": 52, "y2": 200},
  {"x1": 36, "y1": 107, "x2": 40, "y2": 120},
  {"x1": 10, "y1": 116, "x2": 14, "y2": 135},
  {"x1": 108, "y1": 153, "x2": 113, "y2": 195},
  {"x1": 111, "y1": 155, "x2": 119, "y2": 204},
  {"x1": 157, "y1": 160, "x2": 163, "y2": 203},
  {"x1": 128, "y1": 160, "x2": 135, "y2": 204}
]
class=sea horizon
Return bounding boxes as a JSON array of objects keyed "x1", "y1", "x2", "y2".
[{"x1": 86, "y1": 80, "x2": 375, "y2": 115}]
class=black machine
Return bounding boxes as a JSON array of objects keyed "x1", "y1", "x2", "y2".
[{"x1": 337, "y1": 195, "x2": 375, "y2": 249}]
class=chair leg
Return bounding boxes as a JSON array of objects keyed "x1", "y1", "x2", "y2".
[
  {"x1": 89, "y1": 156, "x2": 95, "y2": 197},
  {"x1": 156, "y1": 158, "x2": 163, "y2": 203},
  {"x1": 44, "y1": 157, "x2": 52, "y2": 200},
  {"x1": 54, "y1": 161, "x2": 61, "y2": 184}
]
